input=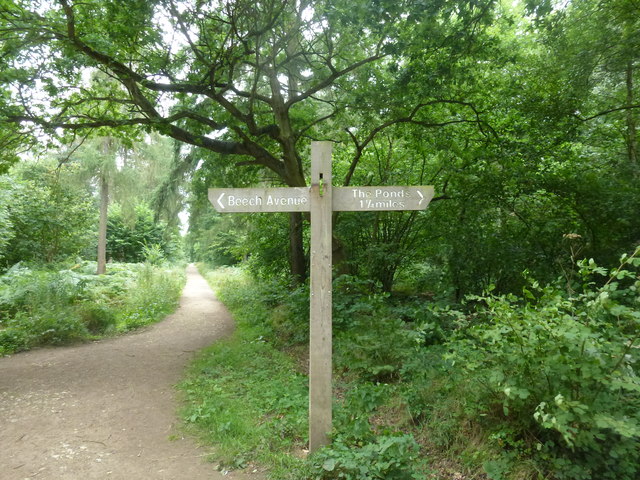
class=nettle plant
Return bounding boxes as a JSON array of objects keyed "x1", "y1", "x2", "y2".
[{"x1": 446, "y1": 247, "x2": 640, "y2": 479}]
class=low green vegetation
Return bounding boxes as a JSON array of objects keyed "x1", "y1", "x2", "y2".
[
  {"x1": 0, "y1": 261, "x2": 185, "y2": 356},
  {"x1": 183, "y1": 249, "x2": 639, "y2": 480},
  {"x1": 0, "y1": 134, "x2": 187, "y2": 357},
  {"x1": 179, "y1": 267, "x2": 311, "y2": 478}
]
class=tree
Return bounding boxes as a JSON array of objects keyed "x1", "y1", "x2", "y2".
[
  {"x1": 64, "y1": 135, "x2": 129, "y2": 273},
  {"x1": 106, "y1": 203, "x2": 178, "y2": 263},
  {"x1": 0, "y1": 161, "x2": 97, "y2": 268},
  {"x1": 375, "y1": 0, "x2": 640, "y2": 296},
  {"x1": 0, "y1": 123, "x2": 27, "y2": 175},
  {"x1": 0, "y1": 0, "x2": 497, "y2": 281},
  {"x1": 64, "y1": 131, "x2": 181, "y2": 272},
  {"x1": 517, "y1": 0, "x2": 640, "y2": 268}
]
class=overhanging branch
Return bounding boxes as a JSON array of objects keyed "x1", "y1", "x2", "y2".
[
  {"x1": 286, "y1": 53, "x2": 385, "y2": 108},
  {"x1": 343, "y1": 100, "x2": 495, "y2": 186},
  {"x1": 576, "y1": 104, "x2": 640, "y2": 122}
]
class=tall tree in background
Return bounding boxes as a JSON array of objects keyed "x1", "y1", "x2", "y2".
[
  {"x1": 97, "y1": 137, "x2": 114, "y2": 274},
  {"x1": 65, "y1": 132, "x2": 178, "y2": 273},
  {"x1": 66, "y1": 135, "x2": 125, "y2": 274}
]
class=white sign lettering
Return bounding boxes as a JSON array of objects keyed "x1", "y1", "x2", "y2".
[
  {"x1": 333, "y1": 186, "x2": 433, "y2": 211},
  {"x1": 209, "y1": 187, "x2": 309, "y2": 212}
]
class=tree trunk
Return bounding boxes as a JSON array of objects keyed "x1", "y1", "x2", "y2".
[
  {"x1": 289, "y1": 212, "x2": 306, "y2": 283},
  {"x1": 626, "y1": 61, "x2": 638, "y2": 170},
  {"x1": 97, "y1": 173, "x2": 108, "y2": 275},
  {"x1": 332, "y1": 229, "x2": 352, "y2": 276},
  {"x1": 279, "y1": 5, "x2": 310, "y2": 284},
  {"x1": 379, "y1": 266, "x2": 397, "y2": 293}
]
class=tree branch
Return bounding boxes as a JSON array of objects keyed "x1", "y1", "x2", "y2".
[
  {"x1": 343, "y1": 100, "x2": 493, "y2": 186},
  {"x1": 286, "y1": 53, "x2": 385, "y2": 108},
  {"x1": 576, "y1": 104, "x2": 640, "y2": 122},
  {"x1": 50, "y1": 0, "x2": 287, "y2": 176}
]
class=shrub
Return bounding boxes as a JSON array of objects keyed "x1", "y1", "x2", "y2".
[
  {"x1": 0, "y1": 326, "x2": 30, "y2": 355},
  {"x1": 335, "y1": 316, "x2": 415, "y2": 382},
  {"x1": 106, "y1": 204, "x2": 167, "y2": 263},
  {"x1": 1, "y1": 169, "x2": 97, "y2": 267},
  {"x1": 79, "y1": 303, "x2": 117, "y2": 334},
  {"x1": 0, "y1": 262, "x2": 185, "y2": 353},
  {"x1": 116, "y1": 264, "x2": 185, "y2": 331},
  {"x1": 332, "y1": 276, "x2": 416, "y2": 382},
  {"x1": 443, "y1": 248, "x2": 640, "y2": 479},
  {"x1": 12, "y1": 310, "x2": 88, "y2": 346}
]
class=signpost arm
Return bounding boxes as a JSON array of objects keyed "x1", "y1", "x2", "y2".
[{"x1": 309, "y1": 141, "x2": 333, "y2": 452}]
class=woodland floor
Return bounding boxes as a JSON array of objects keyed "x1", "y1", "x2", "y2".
[{"x1": 0, "y1": 265, "x2": 264, "y2": 480}]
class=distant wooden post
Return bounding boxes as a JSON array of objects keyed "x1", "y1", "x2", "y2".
[{"x1": 209, "y1": 142, "x2": 434, "y2": 453}]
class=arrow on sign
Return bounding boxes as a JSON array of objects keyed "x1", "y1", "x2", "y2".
[
  {"x1": 217, "y1": 193, "x2": 225, "y2": 210},
  {"x1": 210, "y1": 186, "x2": 434, "y2": 213}
]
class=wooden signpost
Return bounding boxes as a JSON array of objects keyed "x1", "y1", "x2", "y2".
[{"x1": 209, "y1": 142, "x2": 434, "y2": 452}]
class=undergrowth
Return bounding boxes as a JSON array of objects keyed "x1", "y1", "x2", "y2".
[
  {"x1": 184, "y1": 248, "x2": 639, "y2": 480},
  {"x1": 183, "y1": 265, "x2": 430, "y2": 479},
  {"x1": 0, "y1": 261, "x2": 185, "y2": 355},
  {"x1": 179, "y1": 266, "x2": 311, "y2": 479}
]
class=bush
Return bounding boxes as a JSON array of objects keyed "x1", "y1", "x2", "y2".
[
  {"x1": 0, "y1": 326, "x2": 30, "y2": 355},
  {"x1": 106, "y1": 203, "x2": 182, "y2": 263},
  {"x1": 18, "y1": 310, "x2": 88, "y2": 345},
  {"x1": 195, "y1": 266, "x2": 432, "y2": 478},
  {"x1": 1, "y1": 166, "x2": 96, "y2": 267},
  {"x1": 79, "y1": 303, "x2": 117, "y2": 334},
  {"x1": 331, "y1": 276, "x2": 417, "y2": 382},
  {"x1": 116, "y1": 263, "x2": 184, "y2": 331},
  {"x1": 442, "y1": 248, "x2": 640, "y2": 479},
  {"x1": 0, "y1": 265, "x2": 83, "y2": 316}
]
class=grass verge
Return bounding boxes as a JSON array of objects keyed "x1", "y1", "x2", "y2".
[
  {"x1": 179, "y1": 266, "x2": 433, "y2": 480},
  {"x1": 181, "y1": 255, "x2": 640, "y2": 480},
  {"x1": 176, "y1": 266, "x2": 507, "y2": 480},
  {"x1": 178, "y1": 266, "x2": 311, "y2": 479}
]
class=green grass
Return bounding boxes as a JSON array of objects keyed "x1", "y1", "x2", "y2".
[
  {"x1": 179, "y1": 266, "x2": 311, "y2": 478},
  {"x1": 175, "y1": 267, "x2": 514, "y2": 480},
  {"x1": 179, "y1": 266, "x2": 432, "y2": 480},
  {"x1": 181, "y1": 256, "x2": 640, "y2": 480},
  {"x1": 178, "y1": 266, "x2": 449, "y2": 479}
]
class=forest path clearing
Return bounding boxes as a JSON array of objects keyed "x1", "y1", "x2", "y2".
[{"x1": 0, "y1": 265, "x2": 262, "y2": 480}]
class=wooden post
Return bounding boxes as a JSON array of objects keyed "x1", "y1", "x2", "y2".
[{"x1": 309, "y1": 141, "x2": 333, "y2": 452}]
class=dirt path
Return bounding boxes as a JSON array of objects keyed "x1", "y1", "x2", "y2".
[{"x1": 0, "y1": 265, "x2": 264, "y2": 480}]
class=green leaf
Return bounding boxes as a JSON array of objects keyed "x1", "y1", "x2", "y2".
[{"x1": 322, "y1": 457, "x2": 337, "y2": 472}]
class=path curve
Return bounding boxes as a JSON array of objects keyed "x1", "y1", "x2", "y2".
[{"x1": 0, "y1": 265, "x2": 262, "y2": 480}]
